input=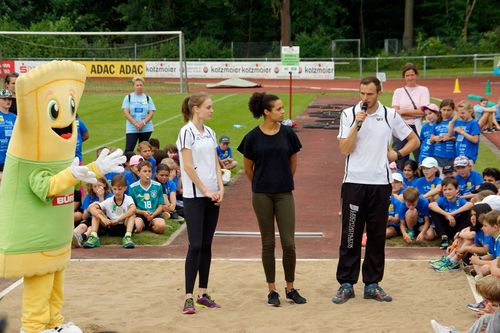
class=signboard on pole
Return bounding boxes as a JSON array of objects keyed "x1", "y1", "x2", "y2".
[{"x1": 281, "y1": 46, "x2": 300, "y2": 74}]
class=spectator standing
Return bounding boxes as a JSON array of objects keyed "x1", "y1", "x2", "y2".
[
  {"x1": 0, "y1": 89, "x2": 16, "y2": 176},
  {"x1": 3, "y1": 73, "x2": 18, "y2": 115},
  {"x1": 391, "y1": 63, "x2": 429, "y2": 168},
  {"x1": 449, "y1": 100, "x2": 480, "y2": 163},
  {"x1": 122, "y1": 76, "x2": 156, "y2": 153},
  {"x1": 431, "y1": 99, "x2": 457, "y2": 170}
]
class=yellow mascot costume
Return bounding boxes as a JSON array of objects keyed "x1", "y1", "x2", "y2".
[{"x1": 0, "y1": 61, "x2": 125, "y2": 333}]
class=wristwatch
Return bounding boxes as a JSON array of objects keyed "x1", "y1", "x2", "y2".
[{"x1": 396, "y1": 150, "x2": 403, "y2": 160}]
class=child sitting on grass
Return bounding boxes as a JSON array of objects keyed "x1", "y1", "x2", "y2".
[
  {"x1": 83, "y1": 174, "x2": 136, "y2": 249},
  {"x1": 72, "y1": 178, "x2": 112, "y2": 247},
  {"x1": 430, "y1": 203, "x2": 492, "y2": 272},
  {"x1": 429, "y1": 176, "x2": 473, "y2": 249},
  {"x1": 386, "y1": 173, "x2": 404, "y2": 239},
  {"x1": 129, "y1": 160, "x2": 165, "y2": 234},
  {"x1": 414, "y1": 157, "x2": 442, "y2": 202},
  {"x1": 137, "y1": 140, "x2": 156, "y2": 176},
  {"x1": 453, "y1": 155, "x2": 483, "y2": 201},
  {"x1": 470, "y1": 210, "x2": 500, "y2": 279},
  {"x1": 398, "y1": 186, "x2": 433, "y2": 243},
  {"x1": 430, "y1": 274, "x2": 500, "y2": 333},
  {"x1": 155, "y1": 163, "x2": 177, "y2": 220}
]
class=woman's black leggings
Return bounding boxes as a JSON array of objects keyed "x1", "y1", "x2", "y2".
[
  {"x1": 183, "y1": 197, "x2": 220, "y2": 294},
  {"x1": 125, "y1": 132, "x2": 152, "y2": 153},
  {"x1": 252, "y1": 192, "x2": 296, "y2": 284}
]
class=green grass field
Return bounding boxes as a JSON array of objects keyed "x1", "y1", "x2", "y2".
[{"x1": 77, "y1": 87, "x2": 499, "y2": 246}]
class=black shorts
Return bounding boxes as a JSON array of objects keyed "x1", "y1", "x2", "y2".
[
  {"x1": 136, "y1": 214, "x2": 156, "y2": 229},
  {"x1": 98, "y1": 223, "x2": 127, "y2": 237},
  {"x1": 79, "y1": 218, "x2": 92, "y2": 227}
]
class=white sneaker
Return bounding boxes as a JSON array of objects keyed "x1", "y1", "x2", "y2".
[
  {"x1": 53, "y1": 322, "x2": 83, "y2": 333},
  {"x1": 430, "y1": 320, "x2": 458, "y2": 333},
  {"x1": 21, "y1": 322, "x2": 82, "y2": 333}
]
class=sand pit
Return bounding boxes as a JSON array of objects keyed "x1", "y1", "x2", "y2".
[{"x1": 0, "y1": 259, "x2": 479, "y2": 333}]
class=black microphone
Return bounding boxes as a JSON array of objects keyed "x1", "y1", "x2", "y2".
[{"x1": 357, "y1": 102, "x2": 368, "y2": 131}]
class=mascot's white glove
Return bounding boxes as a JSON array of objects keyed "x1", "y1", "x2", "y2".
[
  {"x1": 95, "y1": 148, "x2": 126, "y2": 175},
  {"x1": 71, "y1": 157, "x2": 97, "y2": 184}
]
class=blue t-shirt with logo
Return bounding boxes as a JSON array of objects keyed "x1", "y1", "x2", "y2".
[
  {"x1": 453, "y1": 119, "x2": 480, "y2": 162},
  {"x1": 398, "y1": 196, "x2": 430, "y2": 223},
  {"x1": 75, "y1": 117, "x2": 89, "y2": 161},
  {"x1": 389, "y1": 195, "x2": 402, "y2": 217},
  {"x1": 0, "y1": 112, "x2": 16, "y2": 164},
  {"x1": 474, "y1": 230, "x2": 490, "y2": 247},
  {"x1": 419, "y1": 122, "x2": 435, "y2": 163},
  {"x1": 487, "y1": 235, "x2": 500, "y2": 259},
  {"x1": 216, "y1": 146, "x2": 233, "y2": 160},
  {"x1": 435, "y1": 195, "x2": 468, "y2": 217},
  {"x1": 122, "y1": 93, "x2": 156, "y2": 134},
  {"x1": 456, "y1": 170, "x2": 483, "y2": 197},
  {"x1": 413, "y1": 176, "x2": 442, "y2": 197},
  {"x1": 433, "y1": 119, "x2": 456, "y2": 159}
]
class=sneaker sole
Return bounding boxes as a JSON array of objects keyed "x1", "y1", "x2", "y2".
[
  {"x1": 286, "y1": 298, "x2": 307, "y2": 304},
  {"x1": 71, "y1": 235, "x2": 82, "y2": 248},
  {"x1": 267, "y1": 302, "x2": 281, "y2": 307}
]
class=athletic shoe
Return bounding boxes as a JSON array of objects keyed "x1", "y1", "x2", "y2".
[
  {"x1": 183, "y1": 298, "x2": 196, "y2": 314},
  {"x1": 71, "y1": 232, "x2": 83, "y2": 248},
  {"x1": 429, "y1": 256, "x2": 447, "y2": 268},
  {"x1": 196, "y1": 294, "x2": 221, "y2": 308},
  {"x1": 122, "y1": 235, "x2": 135, "y2": 249},
  {"x1": 439, "y1": 236, "x2": 449, "y2": 250},
  {"x1": 332, "y1": 283, "x2": 355, "y2": 304},
  {"x1": 364, "y1": 284, "x2": 392, "y2": 302},
  {"x1": 268, "y1": 290, "x2": 281, "y2": 307},
  {"x1": 82, "y1": 234, "x2": 100, "y2": 248},
  {"x1": 406, "y1": 229, "x2": 415, "y2": 240},
  {"x1": 430, "y1": 319, "x2": 459, "y2": 333},
  {"x1": 285, "y1": 288, "x2": 307, "y2": 304},
  {"x1": 467, "y1": 300, "x2": 486, "y2": 312},
  {"x1": 433, "y1": 260, "x2": 460, "y2": 272}
]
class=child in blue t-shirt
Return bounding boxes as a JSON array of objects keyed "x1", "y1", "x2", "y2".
[
  {"x1": 216, "y1": 135, "x2": 238, "y2": 170},
  {"x1": 429, "y1": 176, "x2": 473, "y2": 249},
  {"x1": 0, "y1": 90, "x2": 16, "y2": 173},
  {"x1": 137, "y1": 140, "x2": 156, "y2": 177},
  {"x1": 431, "y1": 99, "x2": 457, "y2": 168},
  {"x1": 448, "y1": 100, "x2": 480, "y2": 163},
  {"x1": 418, "y1": 104, "x2": 440, "y2": 163},
  {"x1": 453, "y1": 155, "x2": 483, "y2": 200},
  {"x1": 430, "y1": 202, "x2": 492, "y2": 272},
  {"x1": 386, "y1": 173, "x2": 404, "y2": 239},
  {"x1": 470, "y1": 210, "x2": 500, "y2": 277},
  {"x1": 155, "y1": 163, "x2": 179, "y2": 220},
  {"x1": 75, "y1": 116, "x2": 89, "y2": 162},
  {"x1": 402, "y1": 160, "x2": 419, "y2": 189},
  {"x1": 414, "y1": 157, "x2": 442, "y2": 202},
  {"x1": 398, "y1": 187, "x2": 432, "y2": 243}
]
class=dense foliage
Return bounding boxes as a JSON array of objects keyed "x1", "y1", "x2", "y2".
[{"x1": 0, "y1": 0, "x2": 498, "y2": 59}]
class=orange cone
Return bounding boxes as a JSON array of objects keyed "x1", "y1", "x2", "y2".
[{"x1": 453, "y1": 78, "x2": 461, "y2": 93}]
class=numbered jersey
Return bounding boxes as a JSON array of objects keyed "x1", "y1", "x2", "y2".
[{"x1": 129, "y1": 180, "x2": 164, "y2": 213}]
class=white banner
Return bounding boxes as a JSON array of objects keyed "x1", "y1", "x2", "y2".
[
  {"x1": 145, "y1": 61, "x2": 334, "y2": 80},
  {"x1": 14, "y1": 60, "x2": 335, "y2": 80}
]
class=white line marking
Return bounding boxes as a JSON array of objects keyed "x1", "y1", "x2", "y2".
[
  {"x1": 466, "y1": 274, "x2": 483, "y2": 303},
  {"x1": 83, "y1": 93, "x2": 237, "y2": 155},
  {"x1": 214, "y1": 231, "x2": 324, "y2": 237},
  {"x1": 0, "y1": 278, "x2": 23, "y2": 300}
]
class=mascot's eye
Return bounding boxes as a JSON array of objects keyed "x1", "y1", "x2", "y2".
[
  {"x1": 69, "y1": 96, "x2": 76, "y2": 115},
  {"x1": 47, "y1": 100, "x2": 59, "y2": 120}
]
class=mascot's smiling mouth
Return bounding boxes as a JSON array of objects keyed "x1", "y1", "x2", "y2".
[{"x1": 52, "y1": 123, "x2": 73, "y2": 140}]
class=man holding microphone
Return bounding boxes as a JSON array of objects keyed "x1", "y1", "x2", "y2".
[{"x1": 332, "y1": 77, "x2": 420, "y2": 304}]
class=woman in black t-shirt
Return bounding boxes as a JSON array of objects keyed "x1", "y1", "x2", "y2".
[{"x1": 237, "y1": 92, "x2": 306, "y2": 307}]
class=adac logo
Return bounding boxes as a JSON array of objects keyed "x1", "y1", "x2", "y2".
[{"x1": 52, "y1": 193, "x2": 74, "y2": 206}]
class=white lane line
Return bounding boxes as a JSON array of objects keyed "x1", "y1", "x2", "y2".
[
  {"x1": 0, "y1": 278, "x2": 23, "y2": 300},
  {"x1": 83, "y1": 93, "x2": 237, "y2": 155}
]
